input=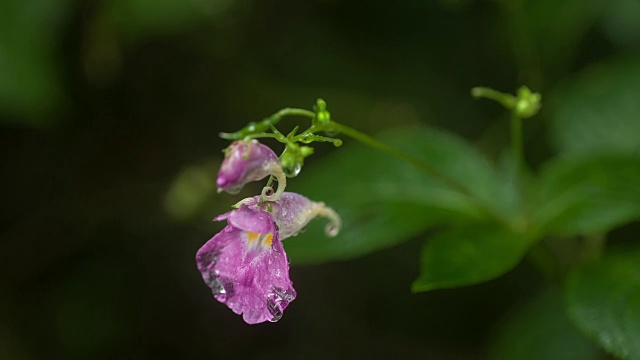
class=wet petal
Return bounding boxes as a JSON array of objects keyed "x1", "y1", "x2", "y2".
[
  {"x1": 196, "y1": 224, "x2": 295, "y2": 324},
  {"x1": 216, "y1": 140, "x2": 280, "y2": 193},
  {"x1": 271, "y1": 192, "x2": 341, "y2": 239},
  {"x1": 226, "y1": 199, "x2": 274, "y2": 234}
]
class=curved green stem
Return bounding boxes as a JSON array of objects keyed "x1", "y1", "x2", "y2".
[
  {"x1": 328, "y1": 122, "x2": 469, "y2": 194},
  {"x1": 471, "y1": 87, "x2": 517, "y2": 109},
  {"x1": 223, "y1": 105, "x2": 511, "y2": 224},
  {"x1": 244, "y1": 133, "x2": 280, "y2": 141},
  {"x1": 260, "y1": 163, "x2": 286, "y2": 202},
  {"x1": 220, "y1": 108, "x2": 316, "y2": 140},
  {"x1": 328, "y1": 122, "x2": 509, "y2": 225}
]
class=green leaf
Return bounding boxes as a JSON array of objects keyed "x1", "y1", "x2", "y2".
[
  {"x1": 411, "y1": 225, "x2": 530, "y2": 292},
  {"x1": 550, "y1": 55, "x2": 640, "y2": 156},
  {"x1": 565, "y1": 246, "x2": 640, "y2": 360},
  {"x1": 490, "y1": 289, "x2": 603, "y2": 360},
  {"x1": 285, "y1": 126, "x2": 510, "y2": 264},
  {"x1": 533, "y1": 154, "x2": 640, "y2": 236},
  {"x1": 284, "y1": 201, "x2": 449, "y2": 264}
]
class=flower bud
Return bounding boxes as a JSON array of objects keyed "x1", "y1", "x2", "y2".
[{"x1": 216, "y1": 140, "x2": 280, "y2": 193}]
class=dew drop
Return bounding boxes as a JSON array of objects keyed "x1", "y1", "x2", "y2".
[
  {"x1": 284, "y1": 163, "x2": 302, "y2": 177},
  {"x1": 266, "y1": 298, "x2": 283, "y2": 322},
  {"x1": 208, "y1": 277, "x2": 225, "y2": 295}
]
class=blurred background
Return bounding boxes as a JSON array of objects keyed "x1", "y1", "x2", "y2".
[{"x1": 1, "y1": 0, "x2": 639, "y2": 359}]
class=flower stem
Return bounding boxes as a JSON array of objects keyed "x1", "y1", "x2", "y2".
[
  {"x1": 471, "y1": 87, "x2": 517, "y2": 109},
  {"x1": 328, "y1": 122, "x2": 469, "y2": 194},
  {"x1": 328, "y1": 122, "x2": 511, "y2": 225},
  {"x1": 260, "y1": 163, "x2": 286, "y2": 202},
  {"x1": 220, "y1": 108, "x2": 316, "y2": 140},
  {"x1": 510, "y1": 112, "x2": 523, "y2": 171}
]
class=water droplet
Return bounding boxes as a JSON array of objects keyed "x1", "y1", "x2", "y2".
[
  {"x1": 266, "y1": 298, "x2": 283, "y2": 322},
  {"x1": 272, "y1": 286, "x2": 296, "y2": 303},
  {"x1": 207, "y1": 277, "x2": 225, "y2": 294},
  {"x1": 284, "y1": 163, "x2": 302, "y2": 177},
  {"x1": 208, "y1": 276, "x2": 234, "y2": 303},
  {"x1": 226, "y1": 187, "x2": 241, "y2": 195}
]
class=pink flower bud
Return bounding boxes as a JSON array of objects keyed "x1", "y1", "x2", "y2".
[{"x1": 216, "y1": 140, "x2": 280, "y2": 193}]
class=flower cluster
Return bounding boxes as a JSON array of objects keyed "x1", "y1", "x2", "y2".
[{"x1": 197, "y1": 139, "x2": 340, "y2": 324}]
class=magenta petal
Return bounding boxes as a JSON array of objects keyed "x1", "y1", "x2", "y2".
[
  {"x1": 197, "y1": 193, "x2": 340, "y2": 324},
  {"x1": 213, "y1": 211, "x2": 231, "y2": 222},
  {"x1": 196, "y1": 226, "x2": 237, "y2": 299},
  {"x1": 270, "y1": 193, "x2": 312, "y2": 224},
  {"x1": 217, "y1": 140, "x2": 280, "y2": 193},
  {"x1": 196, "y1": 224, "x2": 296, "y2": 324},
  {"x1": 270, "y1": 192, "x2": 342, "y2": 239},
  {"x1": 226, "y1": 202, "x2": 274, "y2": 234}
]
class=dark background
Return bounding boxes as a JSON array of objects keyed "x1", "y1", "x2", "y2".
[{"x1": 1, "y1": 0, "x2": 638, "y2": 358}]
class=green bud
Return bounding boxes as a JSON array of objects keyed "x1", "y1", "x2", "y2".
[
  {"x1": 300, "y1": 146, "x2": 314, "y2": 157},
  {"x1": 514, "y1": 86, "x2": 542, "y2": 119},
  {"x1": 315, "y1": 98, "x2": 331, "y2": 125},
  {"x1": 280, "y1": 143, "x2": 302, "y2": 177},
  {"x1": 471, "y1": 85, "x2": 541, "y2": 119}
]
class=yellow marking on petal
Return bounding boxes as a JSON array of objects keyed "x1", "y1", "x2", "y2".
[
  {"x1": 246, "y1": 231, "x2": 260, "y2": 243},
  {"x1": 263, "y1": 233, "x2": 273, "y2": 248}
]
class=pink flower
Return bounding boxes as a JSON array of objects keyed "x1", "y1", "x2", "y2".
[
  {"x1": 216, "y1": 140, "x2": 281, "y2": 194},
  {"x1": 196, "y1": 192, "x2": 340, "y2": 324}
]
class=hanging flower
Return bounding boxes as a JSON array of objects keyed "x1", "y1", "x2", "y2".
[
  {"x1": 196, "y1": 192, "x2": 340, "y2": 324},
  {"x1": 217, "y1": 139, "x2": 288, "y2": 201},
  {"x1": 216, "y1": 140, "x2": 281, "y2": 193}
]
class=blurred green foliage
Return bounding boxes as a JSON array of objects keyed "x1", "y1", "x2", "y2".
[
  {"x1": 550, "y1": 55, "x2": 640, "y2": 156},
  {"x1": 2, "y1": 0, "x2": 640, "y2": 359},
  {"x1": 566, "y1": 245, "x2": 640, "y2": 360},
  {"x1": 489, "y1": 289, "x2": 603, "y2": 360},
  {"x1": 0, "y1": 0, "x2": 73, "y2": 126}
]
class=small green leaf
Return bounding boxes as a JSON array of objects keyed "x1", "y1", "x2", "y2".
[
  {"x1": 285, "y1": 126, "x2": 509, "y2": 264},
  {"x1": 550, "y1": 55, "x2": 640, "y2": 156},
  {"x1": 565, "y1": 246, "x2": 640, "y2": 360},
  {"x1": 411, "y1": 226, "x2": 530, "y2": 292},
  {"x1": 490, "y1": 289, "x2": 603, "y2": 360},
  {"x1": 533, "y1": 154, "x2": 640, "y2": 235}
]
